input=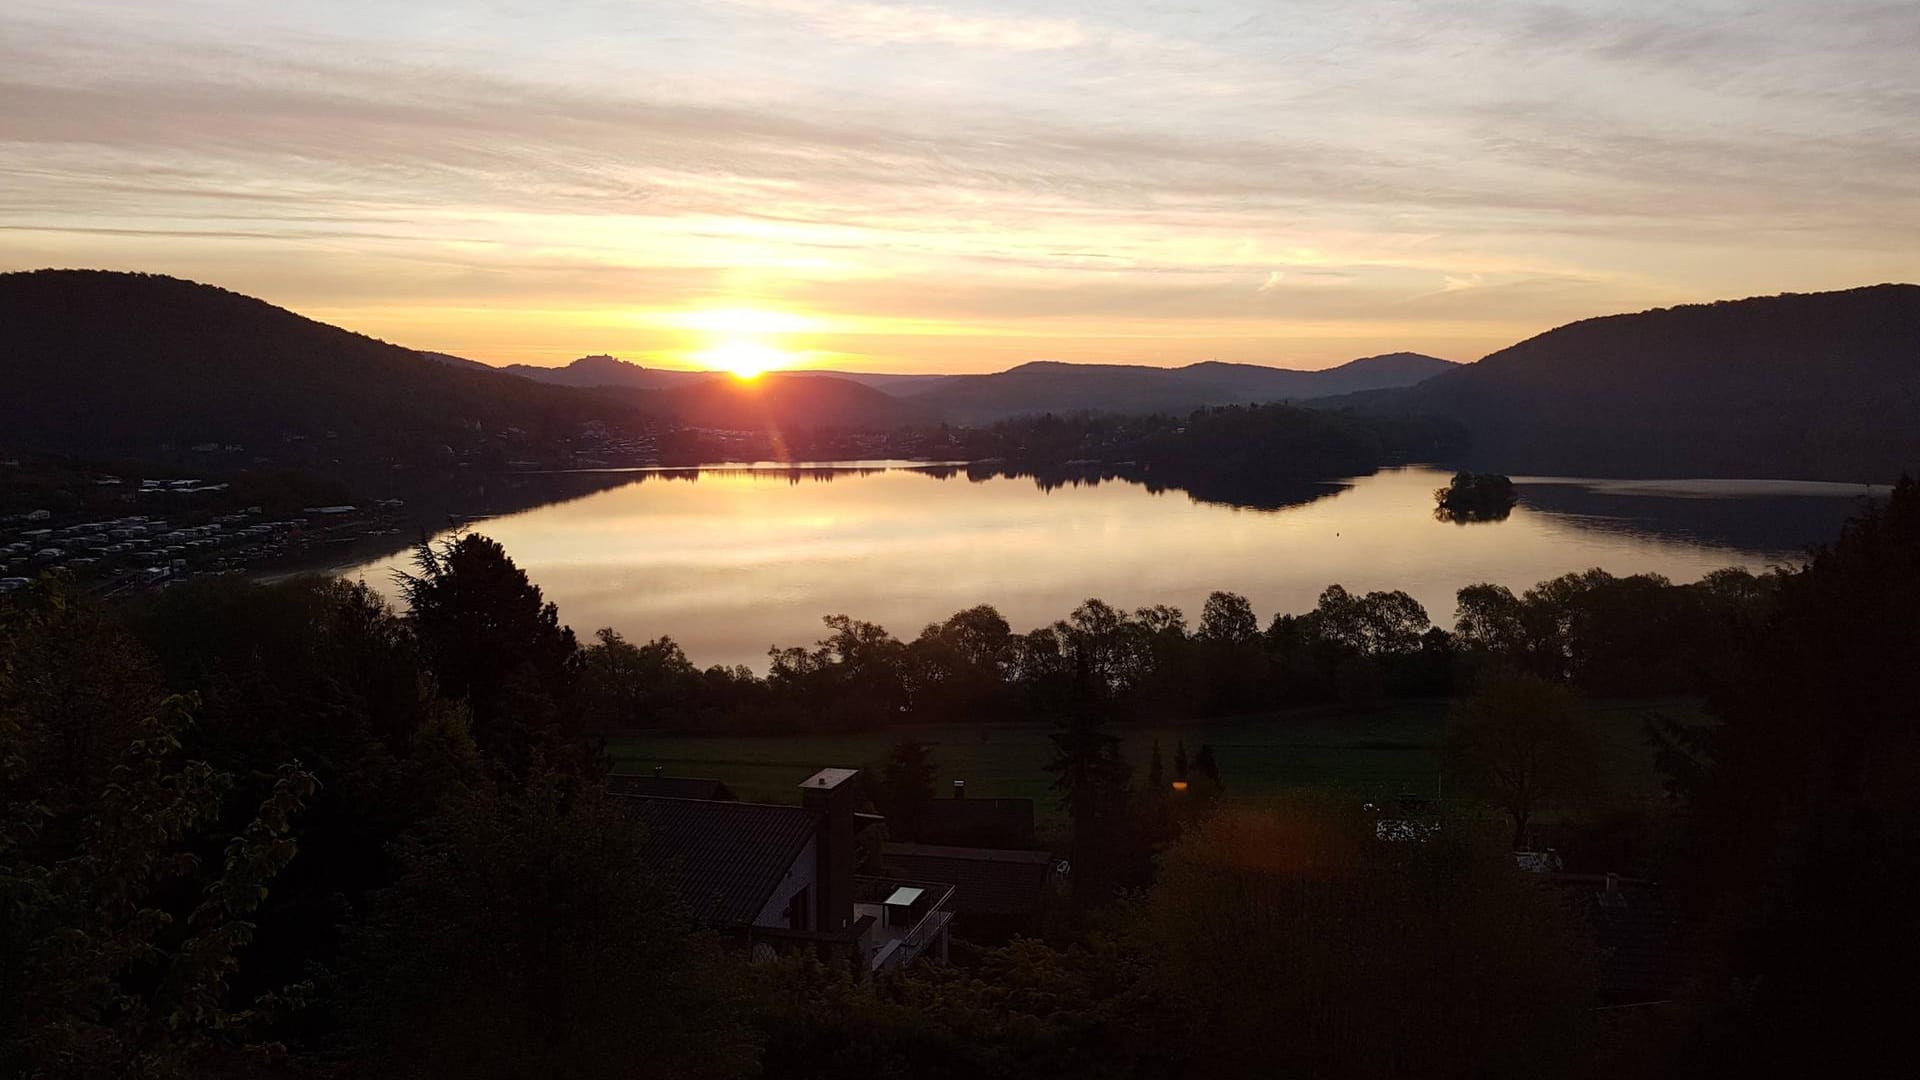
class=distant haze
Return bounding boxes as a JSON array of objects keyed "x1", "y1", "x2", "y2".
[{"x1": 3, "y1": 1, "x2": 1917, "y2": 371}]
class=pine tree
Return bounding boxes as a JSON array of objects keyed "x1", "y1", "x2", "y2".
[
  {"x1": 1195, "y1": 744, "x2": 1220, "y2": 785},
  {"x1": 1045, "y1": 659, "x2": 1136, "y2": 904}
]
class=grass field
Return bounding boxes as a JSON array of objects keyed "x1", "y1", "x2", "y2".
[{"x1": 609, "y1": 698, "x2": 1700, "y2": 831}]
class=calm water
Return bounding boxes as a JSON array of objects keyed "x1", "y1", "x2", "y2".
[{"x1": 332, "y1": 465, "x2": 1879, "y2": 670}]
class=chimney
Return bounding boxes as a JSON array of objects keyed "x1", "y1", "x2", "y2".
[
  {"x1": 800, "y1": 768, "x2": 860, "y2": 935},
  {"x1": 952, "y1": 779, "x2": 966, "y2": 799}
]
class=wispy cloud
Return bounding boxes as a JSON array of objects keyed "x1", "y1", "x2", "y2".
[{"x1": 715, "y1": 0, "x2": 1091, "y2": 51}]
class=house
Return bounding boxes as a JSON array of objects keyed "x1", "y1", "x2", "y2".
[
  {"x1": 612, "y1": 767, "x2": 951, "y2": 973},
  {"x1": 914, "y1": 779, "x2": 1036, "y2": 848},
  {"x1": 881, "y1": 842, "x2": 1064, "y2": 940}
]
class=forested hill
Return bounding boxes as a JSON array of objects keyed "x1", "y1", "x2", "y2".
[
  {"x1": 0, "y1": 270, "x2": 640, "y2": 462},
  {"x1": 1362, "y1": 285, "x2": 1920, "y2": 481},
  {"x1": 0, "y1": 271, "x2": 921, "y2": 463},
  {"x1": 908, "y1": 352, "x2": 1457, "y2": 422}
]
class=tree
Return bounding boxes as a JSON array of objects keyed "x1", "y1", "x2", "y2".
[
  {"x1": 1444, "y1": 672, "x2": 1599, "y2": 847},
  {"x1": 1044, "y1": 663, "x2": 1137, "y2": 904},
  {"x1": 877, "y1": 739, "x2": 938, "y2": 841},
  {"x1": 1666, "y1": 476, "x2": 1920, "y2": 1073},
  {"x1": 343, "y1": 775, "x2": 754, "y2": 1078},
  {"x1": 0, "y1": 573, "x2": 162, "y2": 813},
  {"x1": 1193, "y1": 744, "x2": 1220, "y2": 787},
  {"x1": 398, "y1": 534, "x2": 584, "y2": 775},
  {"x1": 1198, "y1": 591, "x2": 1259, "y2": 644},
  {"x1": 1307, "y1": 584, "x2": 1431, "y2": 658},
  {"x1": 1143, "y1": 802, "x2": 1594, "y2": 1077},
  {"x1": 580, "y1": 628, "x2": 702, "y2": 732},
  {"x1": 1, "y1": 697, "x2": 316, "y2": 1079}
]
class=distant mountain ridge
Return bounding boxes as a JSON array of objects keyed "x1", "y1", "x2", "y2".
[
  {"x1": 10, "y1": 271, "x2": 1916, "y2": 482},
  {"x1": 902, "y1": 352, "x2": 1459, "y2": 421},
  {"x1": 435, "y1": 352, "x2": 1445, "y2": 414},
  {"x1": 1357, "y1": 285, "x2": 1920, "y2": 481}
]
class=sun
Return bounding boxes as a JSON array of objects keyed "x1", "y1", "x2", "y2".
[{"x1": 696, "y1": 338, "x2": 789, "y2": 380}]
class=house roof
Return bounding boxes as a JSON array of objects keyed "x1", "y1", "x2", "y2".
[
  {"x1": 616, "y1": 795, "x2": 816, "y2": 926},
  {"x1": 881, "y1": 842, "x2": 1056, "y2": 917},
  {"x1": 606, "y1": 773, "x2": 736, "y2": 801},
  {"x1": 918, "y1": 797, "x2": 1035, "y2": 844}
]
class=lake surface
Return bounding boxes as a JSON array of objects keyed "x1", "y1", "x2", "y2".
[{"x1": 331, "y1": 464, "x2": 1880, "y2": 670}]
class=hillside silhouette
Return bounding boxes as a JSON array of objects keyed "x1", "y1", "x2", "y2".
[
  {"x1": 653, "y1": 372, "x2": 934, "y2": 430},
  {"x1": 1364, "y1": 285, "x2": 1920, "y2": 481},
  {"x1": 497, "y1": 354, "x2": 715, "y2": 391},
  {"x1": 908, "y1": 353, "x2": 1456, "y2": 421},
  {"x1": 487, "y1": 354, "x2": 951, "y2": 396},
  {"x1": 0, "y1": 272, "x2": 928, "y2": 460}
]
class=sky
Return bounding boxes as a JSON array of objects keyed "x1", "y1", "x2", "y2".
[{"x1": 3, "y1": 1, "x2": 1916, "y2": 374}]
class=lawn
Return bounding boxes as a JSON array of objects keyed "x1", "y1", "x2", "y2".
[{"x1": 608, "y1": 697, "x2": 1700, "y2": 831}]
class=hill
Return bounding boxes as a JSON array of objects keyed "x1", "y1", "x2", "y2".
[
  {"x1": 652, "y1": 373, "x2": 933, "y2": 430},
  {"x1": 498, "y1": 354, "x2": 717, "y2": 391},
  {"x1": 0, "y1": 272, "x2": 939, "y2": 470},
  {"x1": 464, "y1": 354, "x2": 953, "y2": 396},
  {"x1": 907, "y1": 353, "x2": 1456, "y2": 421},
  {"x1": 0, "y1": 270, "x2": 642, "y2": 464},
  {"x1": 1361, "y1": 286, "x2": 1920, "y2": 481}
]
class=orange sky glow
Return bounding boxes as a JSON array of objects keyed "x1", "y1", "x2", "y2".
[{"x1": 3, "y1": 1, "x2": 1915, "y2": 374}]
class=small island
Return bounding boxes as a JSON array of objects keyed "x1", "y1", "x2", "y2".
[{"x1": 1435, "y1": 471, "x2": 1518, "y2": 523}]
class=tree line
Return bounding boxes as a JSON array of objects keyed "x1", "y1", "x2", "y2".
[{"x1": 582, "y1": 561, "x2": 1778, "y2": 735}]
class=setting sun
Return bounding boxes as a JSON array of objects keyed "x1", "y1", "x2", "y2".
[{"x1": 696, "y1": 338, "x2": 789, "y2": 380}]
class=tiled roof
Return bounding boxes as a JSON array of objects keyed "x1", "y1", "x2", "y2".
[
  {"x1": 617, "y1": 795, "x2": 816, "y2": 926},
  {"x1": 606, "y1": 774, "x2": 736, "y2": 801},
  {"x1": 881, "y1": 842, "x2": 1056, "y2": 917}
]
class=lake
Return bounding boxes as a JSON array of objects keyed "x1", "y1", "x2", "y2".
[{"x1": 330, "y1": 464, "x2": 1879, "y2": 670}]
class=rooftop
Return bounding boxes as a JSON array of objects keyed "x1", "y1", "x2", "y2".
[
  {"x1": 882, "y1": 842, "x2": 1057, "y2": 917},
  {"x1": 606, "y1": 773, "x2": 737, "y2": 801},
  {"x1": 615, "y1": 795, "x2": 816, "y2": 926}
]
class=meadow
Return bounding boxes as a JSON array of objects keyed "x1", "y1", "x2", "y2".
[{"x1": 608, "y1": 697, "x2": 1695, "y2": 832}]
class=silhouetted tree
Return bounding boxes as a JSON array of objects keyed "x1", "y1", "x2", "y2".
[
  {"x1": 1670, "y1": 476, "x2": 1920, "y2": 1074},
  {"x1": 1194, "y1": 744, "x2": 1220, "y2": 786},
  {"x1": 877, "y1": 739, "x2": 938, "y2": 842},
  {"x1": 1144, "y1": 802, "x2": 1595, "y2": 1077},
  {"x1": 1444, "y1": 671, "x2": 1598, "y2": 848},
  {"x1": 399, "y1": 534, "x2": 585, "y2": 775},
  {"x1": 0, "y1": 696, "x2": 316, "y2": 1078},
  {"x1": 1198, "y1": 591, "x2": 1259, "y2": 645},
  {"x1": 343, "y1": 775, "x2": 753, "y2": 1078},
  {"x1": 1045, "y1": 663, "x2": 1137, "y2": 905}
]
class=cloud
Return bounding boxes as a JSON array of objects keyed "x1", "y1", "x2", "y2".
[
  {"x1": 715, "y1": 0, "x2": 1090, "y2": 51},
  {"x1": 1, "y1": 1, "x2": 1915, "y2": 369}
]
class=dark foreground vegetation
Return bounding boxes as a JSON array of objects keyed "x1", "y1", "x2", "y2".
[{"x1": 3, "y1": 480, "x2": 1916, "y2": 1077}]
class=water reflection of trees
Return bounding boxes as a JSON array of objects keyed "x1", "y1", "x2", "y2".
[{"x1": 945, "y1": 462, "x2": 1351, "y2": 512}]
